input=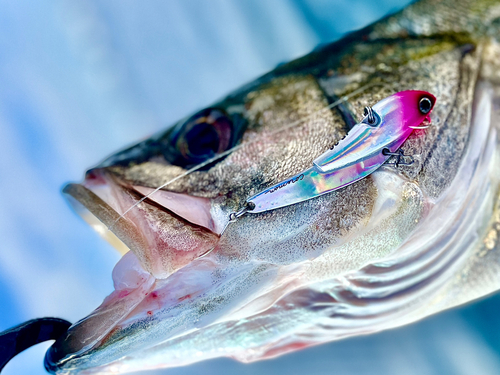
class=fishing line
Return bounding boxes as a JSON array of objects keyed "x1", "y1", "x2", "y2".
[{"x1": 110, "y1": 81, "x2": 383, "y2": 230}]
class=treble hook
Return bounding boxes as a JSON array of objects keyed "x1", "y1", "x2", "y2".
[{"x1": 382, "y1": 148, "x2": 414, "y2": 168}]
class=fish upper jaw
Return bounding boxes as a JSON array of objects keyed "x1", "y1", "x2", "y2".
[{"x1": 63, "y1": 168, "x2": 221, "y2": 279}]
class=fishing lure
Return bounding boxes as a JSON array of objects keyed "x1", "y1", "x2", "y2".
[{"x1": 229, "y1": 90, "x2": 435, "y2": 221}]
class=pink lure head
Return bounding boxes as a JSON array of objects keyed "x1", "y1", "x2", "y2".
[{"x1": 393, "y1": 90, "x2": 436, "y2": 130}]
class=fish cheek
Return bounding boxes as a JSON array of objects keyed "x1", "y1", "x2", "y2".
[
  {"x1": 344, "y1": 44, "x2": 480, "y2": 198},
  {"x1": 216, "y1": 178, "x2": 377, "y2": 266},
  {"x1": 415, "y1": 48, "x2": 481, "y2": 198}
]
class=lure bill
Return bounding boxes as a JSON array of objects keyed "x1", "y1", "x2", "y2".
[{"x1": 245, "y1": 91, "x2": 436, "y2": 214}]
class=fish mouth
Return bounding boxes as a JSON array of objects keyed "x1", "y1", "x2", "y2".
[
  {"x1": 49, "y1": 170, "x2": 224, "y2": 370},
  {"x1": 63, "y1": 168, "x2": 220, "y2": 279}
]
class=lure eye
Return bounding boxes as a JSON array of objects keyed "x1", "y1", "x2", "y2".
[
  {"x1": 168, "y1": 108, "x2": 233, "y2": 167},
  {"x1": 419, "y1": 97, "x2": 433, "y2": 114}
]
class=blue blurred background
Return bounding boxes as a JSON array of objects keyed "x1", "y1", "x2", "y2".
[{"x1": 1, "y1": 1, "x2": 500, "y2": 374}]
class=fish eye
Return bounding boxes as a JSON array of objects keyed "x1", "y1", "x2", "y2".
[
  {"x1": 419, "y1": 97, "x2": 432, "y2": 114},
  {"x1": 166, "y1": 108, "x2": 234, "y2": 167}
]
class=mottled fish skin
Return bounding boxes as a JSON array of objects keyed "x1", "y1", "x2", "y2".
[{"x1": 47, "y1": 0, "x2": 500, "y2": 373}]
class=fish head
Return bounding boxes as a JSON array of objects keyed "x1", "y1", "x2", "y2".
[{"x1": 46, "y1": 0, "x2": 500, "y2": 373}]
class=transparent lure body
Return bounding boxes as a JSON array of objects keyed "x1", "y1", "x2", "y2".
[{"x1": 246, "y1": 90, "x2": 435, "y2": 214}]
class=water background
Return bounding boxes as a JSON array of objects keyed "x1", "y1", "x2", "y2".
[{"x1": 1, "y1": 1, "x2": 500, "y2": 374}]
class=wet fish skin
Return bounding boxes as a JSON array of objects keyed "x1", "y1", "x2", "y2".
[{"x1": 48, "y1": 0, "x2": 500, "y2": 373}]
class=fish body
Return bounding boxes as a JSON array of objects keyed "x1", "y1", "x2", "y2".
[{"x1": 45, "y1": 0, "x2": 500, "y2": 373}]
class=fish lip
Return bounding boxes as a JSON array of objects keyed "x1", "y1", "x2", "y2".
[
  {"x1": 63, "y1": 183, "x2": 149, "y2": 256},
  {"x1": 129, "y1": 185, "x2": 217, "y2": 233},
  {"x1": 83, "y1": 168, "x2": 217, "y2": 233}
]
